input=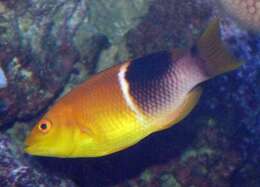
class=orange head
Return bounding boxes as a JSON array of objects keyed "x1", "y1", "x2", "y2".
[{"x1": 24, "y1": 102, "x2": 78, "y2": 157}]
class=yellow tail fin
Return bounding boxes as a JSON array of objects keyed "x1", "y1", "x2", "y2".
[{"x1": 197, "y1": 18, "x2": 244, "y2": 77}]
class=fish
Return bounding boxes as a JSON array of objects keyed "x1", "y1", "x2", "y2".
[{"x1": 24, "y1": 19, "x2": 243, "y2": 158}]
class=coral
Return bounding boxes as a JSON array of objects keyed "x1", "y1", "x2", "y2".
[{"x1": 218, "y1": 0, "x2": 260, "y2": 31}]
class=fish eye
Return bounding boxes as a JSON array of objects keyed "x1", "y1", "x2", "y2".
[{"x1": 38, "y1": 119, "x2": 52, "y2": 133}]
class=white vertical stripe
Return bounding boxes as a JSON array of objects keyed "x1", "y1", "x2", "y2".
[{"x1": 118, "y1": 63, "x2": 145, "y2": 124}]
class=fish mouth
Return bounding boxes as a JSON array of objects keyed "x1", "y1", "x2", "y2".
[
  {"x1": 24, "y1": 138, "x2": 31, "y2": 153},
  {"x1": 24, "y1": 142, "x2": 46, "y2": 156},
  {"x1": 24, "y1": 144, "x2": 36, "y2": 155},
  {"x1": 24, "y1": 143, "x2": 73, "y2": 158},
  {"x1": 24, "y1": 145, "x2": 49, "y2": 157},
  {"x1": 24, "y1": 146, "x2": 32, "y2": 154},
  {"x1": 24, "y1": 134, "x2": 41, "y2": 155},
  {"x1": 24, "y1": 139, "x2": 33, "y2": 154}
]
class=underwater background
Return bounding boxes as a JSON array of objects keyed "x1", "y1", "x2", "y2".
[{"x1": 0, "y1": 0, "x2": 260, "y2": 186}]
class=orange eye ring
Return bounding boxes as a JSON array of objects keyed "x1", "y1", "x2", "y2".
[{"x1": 38, "y1": 119, "x2": 52, "y2": 133}]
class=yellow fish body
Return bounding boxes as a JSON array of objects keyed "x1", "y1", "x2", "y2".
[{"x1": 25, "y1": 19, "x2": 243, "y2": 158}]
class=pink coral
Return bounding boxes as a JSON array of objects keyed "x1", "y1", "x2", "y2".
[{"x1": 219, "y1": 0, "x2": 260, "y2": 31}]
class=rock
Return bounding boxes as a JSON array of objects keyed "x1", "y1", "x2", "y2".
[
  {"x1": 0, "y1": 132, "x2": 76, "y2": 187},
  {"x1": 86, "y1": 0, "x2": 152, "y2": 43},
  {"x1": 0, "y1": 67, "x2": 7, "y2": 88},
  {"x1": 0, "y1": 0, "x2": 110, "y2": 125},
  {"x1": 125, "y1": 0, "x2": 213, "y2": 57}
]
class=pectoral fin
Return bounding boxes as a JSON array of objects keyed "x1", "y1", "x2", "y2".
[
  {"x1": 171, "y1": 85, "x2": 202, "y2": 125},
  {"x1": 76, "y1": 121, "x2": 107, "y2": 143}
]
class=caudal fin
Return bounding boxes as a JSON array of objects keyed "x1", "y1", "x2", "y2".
[{"x1": 196, "y1": 18, "x2": 244, "y2": 77}]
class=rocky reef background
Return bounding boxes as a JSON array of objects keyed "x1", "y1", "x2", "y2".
[{"x1": 0, "y1": 0, "x2": 260, "y2": 186}]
